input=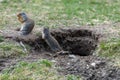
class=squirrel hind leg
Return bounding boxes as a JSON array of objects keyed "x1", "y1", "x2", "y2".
[{"x1": 51, "y1": 48, "x2": 59, "y2": 53}]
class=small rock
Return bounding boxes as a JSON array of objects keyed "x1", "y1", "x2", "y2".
[
  {"x1": 95, "y1": 61, "x2": 106, "y2": 66},
  {"x1": 67, "y1": 62, "x2": 70, "y2": 65},
  {"x1": 51, "y1": 60, "x2": 57, "y2": 63},
  {"x1": 90, "y1": 61, "x2": 106, "y2": 68},
  {"x1": 68, "y1": 54, "x2": 76, "y2": 59},
  {"x1": 91, "y1": 62, "x2": 96, "y2": 67}
]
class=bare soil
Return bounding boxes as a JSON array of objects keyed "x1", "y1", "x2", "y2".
[{"x1": 0, "y1": 24, "x2": 120, "y2": 80}]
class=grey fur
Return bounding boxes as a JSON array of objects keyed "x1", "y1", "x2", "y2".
[
  {"x1": 19, "y1": 13, "x2": 34, "y2": 35},
  {"x1": 42, "y1": 27, "x2": 62, "y2": 52}
]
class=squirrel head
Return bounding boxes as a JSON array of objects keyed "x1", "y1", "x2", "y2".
[
  {"x1": 42, "y1": 27, "x2": 50, "y2": 39},
  {"x1": 43, "y1": 27, "x2": 49, "y2": 34},
  {"x1": 17, "y1": 12, "x2": 28, "y2": 23}
]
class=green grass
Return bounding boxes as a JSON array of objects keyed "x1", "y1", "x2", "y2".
[
  {"x1": 0, "y1": 35, "x2": 4, "y2": 42},
  {"x1": 98, "y1": 38, "x2": 120, "y2": 57},
  {"x1": 0, "y1": 41, "x2": 26, "y2": 58},
  {"x1": 67, "y1": 75, "x2": 81, "y2": 80},
  {"x1": 0, "y1": 0, "x2": 120, "y2": 29},
  {"x1": 0, "y1": 59, "x2": 81, "y2": 80},
  {"x1": 97, "y1": 38, "x2": 120, "y2": 66}
]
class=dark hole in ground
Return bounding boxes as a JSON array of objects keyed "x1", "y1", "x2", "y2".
[{"x1": 32, "y1": 28, "x2": 100, "y2": 56}]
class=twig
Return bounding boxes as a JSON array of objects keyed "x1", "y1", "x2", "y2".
[{"x1": 53, "y1": 50, "x2": 70, "y2": 57}]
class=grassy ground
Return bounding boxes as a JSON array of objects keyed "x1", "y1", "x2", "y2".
[
  {"x1": 0, "y1": 0, "x2": 120, "y2": 29},
  {"x1": 0, "y1": 59, "x2": 80, "y2": 80},
  {"x1": 98, "y1": 38, "x2": 120, "y2": 66},
  {"x1": 0, "y1": 0, "x2": 120, "y2": 80}
]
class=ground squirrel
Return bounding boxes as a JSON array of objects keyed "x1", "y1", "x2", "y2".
[
  {"x1": 17, "y1": 12, "x2": 34, "y2": 53},
  {"x1": 41, "y1": 27, "x2": 69, "y2": 56},
  {"x1": 17, "y1": 12, "x2": 34, "y2": 35}
]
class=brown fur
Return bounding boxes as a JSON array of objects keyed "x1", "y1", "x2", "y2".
[{"x1": 17, "y1": 12, "x2": 34, "y2": 35}]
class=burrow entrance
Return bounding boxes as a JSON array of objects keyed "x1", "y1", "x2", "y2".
[{"x1": 30, "y1": 28, "x2": 100, "y2": 56}]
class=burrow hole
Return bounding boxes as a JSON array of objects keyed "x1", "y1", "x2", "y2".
[{"x1": 32, "y1": 28, "x2": 100, "y2": 56}]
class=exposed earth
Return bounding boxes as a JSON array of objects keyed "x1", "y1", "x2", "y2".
[{"x1": 0, "y1": 23, "x2": 120, "y2": 80}]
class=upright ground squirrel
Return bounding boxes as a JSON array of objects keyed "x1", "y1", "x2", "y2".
[
  {"x1": 17, "y1": 12, "x2": 34, "y2": 35},
  {"x1": 41, "y1": 27, "x2": 69, "y2": 56}
]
